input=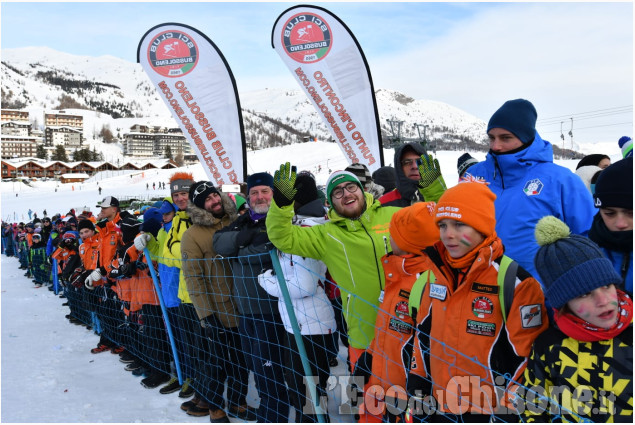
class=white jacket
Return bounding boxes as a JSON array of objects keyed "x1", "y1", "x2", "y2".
[{"x1": 258, "y1": 215, "x2": 337, "y2": 335}]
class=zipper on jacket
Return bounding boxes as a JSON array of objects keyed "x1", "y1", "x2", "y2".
[
  {"x1": 621, "y1": 252, "x2": 630, "y2": 283},
  {"x1": 361, "y1": 221, "x2": 384, "y2": 292},
  {"x1": 492, "y1": 155, "x2": 505, "y2": 189}
]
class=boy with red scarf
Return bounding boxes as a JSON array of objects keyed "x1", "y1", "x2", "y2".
[{"x1": 522, "y1": 216, "x2": 633, "y2": 422}]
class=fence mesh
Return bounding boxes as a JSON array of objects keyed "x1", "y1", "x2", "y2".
[{"x1": 46, "y1": 248, "x2": 592, "y2": 423}]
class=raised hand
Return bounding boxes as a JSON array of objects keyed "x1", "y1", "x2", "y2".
[
  {"x1": 272, "y1": 162, "x2": 298, "y2": 207},
  {"x1": 417, "y1": 154, "x2": 447, "y2": 202}
]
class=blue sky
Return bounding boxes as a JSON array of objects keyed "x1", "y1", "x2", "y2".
[{"x1": 1, "y1": 1, "x2": 633, "y2": 145}]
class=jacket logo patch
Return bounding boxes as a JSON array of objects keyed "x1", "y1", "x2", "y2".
[
  {"x1": 472, "y1": 297, "x2": 494, "y2": 319},
  {"x1": 395, "y1": 301, "x2": 410, "y2": 320},
  {"x1": 398, "y1": 289, "x2": 411, "y2": 299},
  {"x1": 523, "y1": 179, "x2": 543, "y2": 196},
  {"x1": 520, "y1": 304, "x2": 543, "y2": 328},
  {"x1": 472, "y1": 282, "x2": 499, "y2": 295},
  {"x1": 466, "y1": 320, "x2": 496, "y2": 337},
  {"x1": 389, "y1": 318, "x2": 410, "y2": 334},
  {"x1": 429, "y1": 283, "x2": 447, "y2": 301}
]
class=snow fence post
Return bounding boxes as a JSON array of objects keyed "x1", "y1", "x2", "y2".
[
  {"x1": 52, "y1": 258, "x2": 59, "y2": 294},
  {"x1": 143, "y1": 248, "x2": 183, "y2": 385},
  {"x1": 269, "y1": 248, "x2": 327, "y2": 423}
]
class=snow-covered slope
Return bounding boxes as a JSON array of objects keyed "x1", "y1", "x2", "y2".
[{"x1": 2, "y1": 46, "x2": 489, "y2": 155}]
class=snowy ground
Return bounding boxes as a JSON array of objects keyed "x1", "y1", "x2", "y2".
[
  {"x1": 0, "y1": 251, "x2": 355, "y2": 423},
  {"x1": 0, "y1": 253, "x2": 218, "y2": 423}
]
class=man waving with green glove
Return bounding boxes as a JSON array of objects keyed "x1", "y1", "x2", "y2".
[{"x1": 266, "y1": 162, "x2": 405, "y2": 372}]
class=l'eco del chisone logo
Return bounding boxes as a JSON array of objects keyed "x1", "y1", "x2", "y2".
[
  {"x1": 148, "y1": 30, "x2": 199, "y2": 77},
  {"x1": 282, "y1": 12, "x2": 333, "y2": 64}
]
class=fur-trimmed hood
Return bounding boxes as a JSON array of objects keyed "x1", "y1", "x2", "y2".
[{"x1": 186, "y1": 191, "x2": 238, "y2": 226}]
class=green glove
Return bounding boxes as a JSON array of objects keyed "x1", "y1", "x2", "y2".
[
  {"x1": 417, "y1": 154, "x2": 447, "y2": 202},
  {"x1": 273, "y1": 162, "x2": 297, "y2": 207}
]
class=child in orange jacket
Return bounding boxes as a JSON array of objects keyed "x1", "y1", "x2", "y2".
[
  {"x1": 352, "y1": 201, "x2": 439, "y2": 422},
  {"x1": 406, "y1": 181, "x2": 548, "y2": 422}
]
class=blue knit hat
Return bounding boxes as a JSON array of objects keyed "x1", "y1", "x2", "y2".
[
  {"x1": 487, "y1": 99, "x2": 538, "y2": 144},
  {"x1": 618, "y1": 136, "x2": 633, "y2": 158},
  {"x1": 247, "y1": 172, "x2": 274, "y2": 193},
  {"x1": 141, "y1": 207, "x2": 163, "y2": 237},
  {"x1": 534, "y1": 216, "x2": 621, "y2": 309}
]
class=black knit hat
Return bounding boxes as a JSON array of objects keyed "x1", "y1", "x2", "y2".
[
  {"x1": 372, "y1": 166, "x2": 396, "y2": 193},
  {"x1": 294, "y1": 174, "x2": 319, "y2": 208},
  {"x1": 487, "y1": 99, "x2": 537, "y2": 144},
  {"x1": 247, "y1": 172, "x2": 274, "y2": 193},
  {"x1": 77, "y1": 219, "x2": 95, "y2": 233},
  {"x1": 457, "y1": 153, "x2": 478, "y2": 177},
  {"x1": 534, "y1": 216, "x2": 621, "y2": 309},
  {"x1": 189, "y1": 181, "x2": 220, "y2": 210},
  {"x1": 120, "y1": 217, "x2": 142, "y2": 245},
  {"x1": 345, "y1": 163, "x2": 372, "y2": 188},
  {"x1": 593, "y1": 157, "x2": 633, "y2": 209}
]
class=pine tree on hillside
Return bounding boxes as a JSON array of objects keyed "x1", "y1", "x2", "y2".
[
  {"x1": 164, "y1": 145, "x2": 172, "y2": 160},
  {"x1": 36, "y1": 145, "x2": 47, "y2": 160},
  {"x1": 51, "y1": 145, "x2": 69, "y2": 162}
]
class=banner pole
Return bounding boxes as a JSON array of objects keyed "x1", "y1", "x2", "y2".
[
  {"x1": 143, "y1": 248, "x2": 183, "y2": 384},
  {"x1": 269, "y1": 249, "x2": 326, "y2": 423}
]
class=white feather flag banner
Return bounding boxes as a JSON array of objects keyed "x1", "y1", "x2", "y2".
[
  {"x1": 272, "y1": 5, "x2": 384, "y2": 172},
  {"x1": 138, "y1": 23, "x2": 246, "y2": 184}
]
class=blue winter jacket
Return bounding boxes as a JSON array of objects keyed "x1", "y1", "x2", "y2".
[
  {"x1": 601, "y1": 247, "x2": 633, "y2": 296},
  {"x1": 466, "y1": 131, "x2": 595, "y2": 281}
]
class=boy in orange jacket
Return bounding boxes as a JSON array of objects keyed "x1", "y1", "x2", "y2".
[{"x1": 406, "y1": 181, "x2": 548, "y2": 422}]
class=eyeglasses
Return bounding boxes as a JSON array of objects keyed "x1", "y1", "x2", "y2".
[
  {"x1": 400, "y1": 158, "x2": 419, "y2": 167},
  {"x1": 331, "y1": 182, "x2": 359, "y2": 199},
  {"x1": 193, "y1": 182, "x2": 215, "y2": 197}
]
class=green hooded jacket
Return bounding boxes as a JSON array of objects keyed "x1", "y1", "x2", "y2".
[{"x1": 266, "y1": 192, "x2": 400, "y2": 349}]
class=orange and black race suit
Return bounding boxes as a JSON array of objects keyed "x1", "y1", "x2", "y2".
[
  {"x1": 407, "y1": 238, "x2": 548, "y2": 417},
  {"x1": 359, "y1": 253, "x2": 429, "y2": 420}
]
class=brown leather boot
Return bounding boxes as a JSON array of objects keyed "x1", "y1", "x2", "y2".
[
  {"x1": 227, "y1": 404, "x2": 258, "y2": 421},
  {"x1": 180, "y1": 395, "x2": 200, "y2": 412},
  {"x1": 209, "y1": 408, "x2": 230, "y2": 423},
  {"x1": 186, "y1": 400, "x2": 210, "y2": 417}
]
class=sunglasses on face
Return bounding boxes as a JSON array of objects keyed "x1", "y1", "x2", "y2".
[{"x1": 193, "y1": 182, "x2": 216, "y2": 197}]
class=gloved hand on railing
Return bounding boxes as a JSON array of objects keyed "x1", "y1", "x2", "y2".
[
  {"x1": 134, "y1": 233, "x2": 151, "y2": 251},
  {"x1": 84, "y1": 268, "x2": 104, "y2": 289}
]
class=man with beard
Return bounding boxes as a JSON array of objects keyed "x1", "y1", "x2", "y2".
[
  {"x1": 213, "y1": 172, "x2": 290, "y2": 423},
  {"x1": 266, "y1": 163, "x2": 401, "y2": 374},
  {"x1": 180, "y1": 181, "x2": 256, "y2": 422}
]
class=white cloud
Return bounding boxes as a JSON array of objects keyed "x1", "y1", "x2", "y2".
[{"x1": 368, "y1": 2, "x2": 633, "y2": 143}]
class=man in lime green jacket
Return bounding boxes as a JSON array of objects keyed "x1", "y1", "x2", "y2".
[{"x1": 266, "y1": 164, "x2": 402, "y2": 372}]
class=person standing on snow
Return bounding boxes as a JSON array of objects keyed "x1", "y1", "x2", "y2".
[
  {"x1": 258, "y1": 172, "x2": 337, "y2": 423},
  {"x1": 213, "y1": 172, "x2": 290, "y2": 423},
  {"x1": 588, "y1": 157, "x2": 633, "y2": 296},
  {"x1": 464, "y1": 99, "x2": 595, "y2": 281},
  {"x1": 266, "y1": 164, "x2": 402, "y2": 375},
  {"x1": 378, "y1": 142, "x2": 447, "y2": 206},
  {"x1": 181, "y1": 181, "x2": 256, "y2": 422}
]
